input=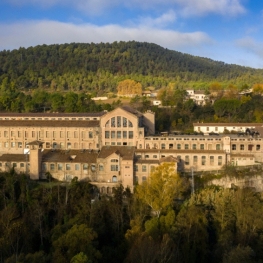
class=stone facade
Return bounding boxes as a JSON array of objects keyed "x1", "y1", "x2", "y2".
[{"x1": 0, "y1": 106, "x2": 262, "y2": 193}]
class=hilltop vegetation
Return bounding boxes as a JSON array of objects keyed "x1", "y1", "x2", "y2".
[{"x1": 0, "y1": 41, "x2": 262, "y2": 93}]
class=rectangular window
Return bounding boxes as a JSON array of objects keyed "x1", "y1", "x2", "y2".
[
  {"x1": 193, "y1": 156, "x2": 198, "y2": 164},
  {"x1": 66, "y1": 164, "x2": 71, "y2": 170},
  {"x1": 75, "y1": 164, "x2": 80, "y2": 170},
  {"x1": 11, "y1": 131, "x2": 15, "y2": 137},
  {"x1": 32, "y1": 131, "x2": 36, "y2": 137},
  {"x1": 142, "y1": 165, "x2": 147, "y2": 172},
  {"x1": 161, "y1": 143, "x2": 165, "y2": 149},
  {"x1": 42, "y1": 163, "x2": 47, "y2": 171},
  {"x1": 123, "y1": 117, "x2": 127, "y2": 127},
  {"x1": 18, "y1": 131, "x2": 22, "y2": 138},
  {"x1": 256, "y1": 145, "x2": 261, "y2": 151},
  {"x1": 123, "y1": 131, "x2": 127, "y2": 139},
  {"x1": 105, "y1": 131, "x2": 110, "y2": 138},
  {"x1": 210, "y1": 156, "x2": 214, "y2": 165},
  {"x1": 117, "y1": 116, "x2": 121, "y2": 127},
  {"x1": 185, "y1": 156, "x2": 189, "y2": 165},
  {"x1": 74, "y1": 131, "x2": 78, "y2": 138},
  {"x1": 20, "y1": 163, "x2": 24, "y2": 168},
  {"x1": 89, "y1": 131, "x2": 93, "y2": 138},
  {"x1": 50, "y1": 164, "x2": 55, "y2": 170},
  {"x1": 240, "y1": 144, "x2": 244, "y2": 150},
  {"x1": 177, "y1": 144, "x2": 181, "y2": 150},
  {"x1": 216, "y1": 144, "x2": 220, "y2": 150},
  {"x1": 111, "y1": 165, "x2": 118, "y2": 171},
  {"x1": 60, "y1": 131, "x2": 64, "y2": 138},
  {"x1": 218, "y1": 156, "x2": 223, "y2": 166},
  {"x1": 99, "y1": 164, "x2": 104, "y2": 171},
  {"x1": 232, "y1": 144, "x2": 236, "y2": 150},
  {"x1": 4, "y1": 142, "x2": 9, "y2": 148},
  {"x1": 185, "y1": 144, "x2": 189, "y2": 150},
  {"x1": 111, "y1": 131, "x2": 115, "y2": 138},
  {"x1": 67, "y1": 131, "x2": 70, "y2": 138},
  {"x1": 117, "y1": 131, "x2": 121, "y2": 138},
  {"x1": 201, "y1": 156, "x2": 206, "y2": 165},
  {"x1": 83, "y1": 164, "x2": 88, "y2": 170},
  {"x1": 58, "y1": 163, "x2": 63, "y2": 170},
  {"x1": 192, "y1": 144, "x2": 197, "y2": 150},
  {"x1": 200, "y1": 144, "x2": 204, "y2": 150},
  {"x1": 129, "y1": 131, "x2": 133, "y2": 139},
  {"x1": 134, "y1": 165, "x2": 138, "y2": 172},
  {"x1": 4, "y1": 131, "x2": 8, "y2": 137}
]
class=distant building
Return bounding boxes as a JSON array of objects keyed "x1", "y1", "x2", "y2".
[
  {"x1": 0, "y1": 107, "x2": 262, "y2": 193},
  {"x1": 186, "y1": 90, "x2": 208, "y2": 105}
]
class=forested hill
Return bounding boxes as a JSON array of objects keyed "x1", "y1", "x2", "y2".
[{"x1": 0, "y1": 41, "x2": 262, "y2": 92}]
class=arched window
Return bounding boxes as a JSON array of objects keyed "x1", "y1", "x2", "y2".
[{"x1": 112, "y1": 176, "x2": 117, "y2": 182}]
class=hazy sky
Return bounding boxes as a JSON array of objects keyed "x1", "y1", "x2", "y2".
[{"x1": 0, "y1": 0, "x2": 263, "y2": 68}]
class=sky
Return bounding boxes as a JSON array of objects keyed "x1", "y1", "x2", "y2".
[{"x1": 0, "y1": 0, "x2": 263, "y2": 69}]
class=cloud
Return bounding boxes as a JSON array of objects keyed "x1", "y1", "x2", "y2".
[
  {"x1": 236, "y1": 37, "x2": 263, "y2": 59},
  {"x1": 4, "y1": 0, "x2": 246, "y2": 16},
  {"x1": 136, "y1": 10, "x2": 177, "y2": 28},
  {"x1": 173, "y1": 0, "x2": 246, "y2": 16},
  {"x1": 0, "y1": 20, "x2": 212, "y2": 52}
]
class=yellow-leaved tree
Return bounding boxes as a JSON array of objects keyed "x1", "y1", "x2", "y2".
[
  {"x1": 135, "y1": 163, "x2": 189, "y2": 218},
  {"x1": 117, "y1": 79, "x2": 142, "y2": 96}
]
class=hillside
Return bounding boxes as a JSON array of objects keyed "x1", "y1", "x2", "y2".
[{"x1": 0, "y1": 41, "x2": 262, "y2": 92}]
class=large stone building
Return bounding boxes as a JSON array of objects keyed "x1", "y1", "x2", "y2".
[{"x1": 0, "y1": 106, "x2": 262, "y2": 193}]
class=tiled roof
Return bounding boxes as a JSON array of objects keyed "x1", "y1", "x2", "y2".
[
  {"x1": 98, "y1": 146, "x2": 135, "y2": 160},
  {"x1": 0, "y1": 120, "x2": 100, "y2": 128},
  {"x1": 0, "y1": 154, "x2": 26, "y2": 162},
  {"x1": 42, "y1": 149, "x2": 98, "y2": 163},
  {"x1": 160, "y1": 155, "x2": 177, "y2": 163},
  {"x1": 121, "y1": 106, "x2": 143, "y2": 117},
  {"x1": 231, "y1": 154, "x2": 254, "y2": 158},
  {"x1": 0, "y1": 112, "x2": 106, "y2": 117},
  {"x1": 193, "y1": 123, "x2": 263, "y2": 127},
  {"x1": 135, "y1": 159, "x2": 160, "y2": 164}
]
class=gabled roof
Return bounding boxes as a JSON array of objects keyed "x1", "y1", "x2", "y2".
[
  {"x1": 98, "y1": 146, "x2": 135, "y2": 160},
  {"x1": 120, "y1": 106, "x2": 143, "y2": 117}
]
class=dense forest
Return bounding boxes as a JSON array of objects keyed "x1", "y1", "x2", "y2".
[
  {"x1": 1, "y1": 164, "x2": 263, "y2": 263},
  {"x1": 0, "y1": 41, "x2": 263, "y2": 93}
]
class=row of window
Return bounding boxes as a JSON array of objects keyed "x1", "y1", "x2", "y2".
[
  {"x1": 42, "y1": 163, "x2": 100, "y2": 171},
  {"x1": 0, "y1": 162, "x2": 26, "y2": 168},
  {"x1": 105, "y1": 131, "x2": 134, "y2": 139},
  {"x1": 135, "y1": 156, "x2": 224, "y2": 170},
  {"x1": 146, "y1": 137, "x2": 221, "y2": 141},
  {"x1": 143, "y1": 143, "x2": 221, "y2": 150},
  {"x1": 105, "y1": 117, "x2": 133, "y2": 128},
  {"x1": 232, "y1": 144, "x2": 260, "y2": 151},
  {"x1": 0, "y1": 141, "x2": 97, "y2": 149},
  {"x1": 0, "y1": 130, "x2": 94, "y2": 139}
]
